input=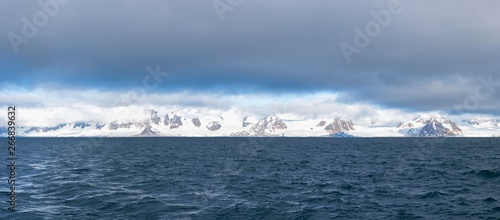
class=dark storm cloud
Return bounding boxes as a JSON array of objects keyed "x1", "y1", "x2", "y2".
[{"x1": 1, "y1": 0, "x2": 499, "y2": 115}]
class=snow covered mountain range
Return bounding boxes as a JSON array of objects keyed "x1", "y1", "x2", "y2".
[
  {"x1": 397, "y1": 115, "x2": 463, "y2": 137},
  {"x1": 2, "y1": 110, "x2": 499, "y2": 137}
]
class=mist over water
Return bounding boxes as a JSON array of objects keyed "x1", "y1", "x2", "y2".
[{"x1": 2, "y1": 137, "x2": 500, "y2": 219}]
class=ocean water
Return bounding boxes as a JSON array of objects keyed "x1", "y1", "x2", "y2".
[{"x1": 1, "y1": 137, "x2": 500, "y2": 219}]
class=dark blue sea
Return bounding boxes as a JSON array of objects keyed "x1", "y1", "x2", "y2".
[{"x1": 1, "y1": 137, "x2": 500, "y2": 219}]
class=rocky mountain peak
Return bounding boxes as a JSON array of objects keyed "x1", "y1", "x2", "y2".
[
  {"x1": 399, "y1": 115, "x2": 462, "y2": 137},
  {"x1": 138, "y1": 125, "x2": 160, "y2": 136},
  {"x1": 249, "y1": 116, "x2": 287, "y2": 136},
  {"x1": 324, "y1": 117, "x2": 355, "y2": 134}
]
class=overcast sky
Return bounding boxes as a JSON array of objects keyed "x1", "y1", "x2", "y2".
[{"x1": 1, "y1": 0, "x2": 499, "y2": 125}]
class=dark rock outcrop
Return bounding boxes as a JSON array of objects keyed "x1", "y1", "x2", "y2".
[
  {"x1": 163, "y1": 114, "x2": 170, "y2": 126},
  {"x1": 206, "y1": 121, "x2": 222, "y2": 131},
  {"x1": 192, "y1": 118, "x2": 201, "y2": 127},
  {"x1": 316, "y1": 120, "x2": 326, "y2": 127},
  {"x1": 149, "y1": 110, "x2": 161, "y2": 125},
  {"x1": 170, "y1": 115, "x2": 183, "y2": 129}
]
